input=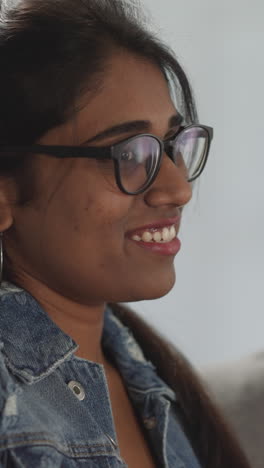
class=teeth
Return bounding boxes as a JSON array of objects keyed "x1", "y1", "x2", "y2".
[
  {"x1": 131, "y1": 225, "x2": 177, "y2": 243},
  {"x1": 142, "y1": 231, "x2": 153, "y2": 242},
  {"x1": 153, "y1": 231, "x2": 162, "y2": 242},
  {"x1": 170, "y1": 225, "x2": 176, "y2": 239},
  {"x1": 132, "y1": 235, "x2": 141, "y2": 241},
  {"x1": 162, "y1": 227, "x2": 170, "y2": 242}
]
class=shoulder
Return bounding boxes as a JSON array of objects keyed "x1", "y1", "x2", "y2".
[
  {"x1": 200, "y1": 352, "x2": 264, "y2": 468},
  {"x1": 0, "y1": 345, "x2": 23, "y2": 428},
  {"x1": 0, "y1": 346, "x2": 23, "y2": 463}
]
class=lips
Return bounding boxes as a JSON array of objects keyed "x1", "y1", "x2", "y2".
[
  {"x1": 126, "y1": 216, "x2": 181, "y2": 239},
  {"x1": 126, "y1": 216, "x2": 182, "y2": 256}
]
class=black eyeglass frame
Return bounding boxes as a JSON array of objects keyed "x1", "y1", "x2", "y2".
[{"x1": 0, "y1": 124, "x2": 213, "y2": 195}]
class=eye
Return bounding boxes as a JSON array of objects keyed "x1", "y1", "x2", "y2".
[{"x1": 121, "y1": 151, "x2": 134, "y2": 161}]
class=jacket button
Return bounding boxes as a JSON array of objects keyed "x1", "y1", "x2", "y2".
[
  {"x1": 68, "y1": 381, "x2": 85, "y2": 401},
  {"x1": 143, "y1": 417, "x2": 157, "y2": 429}
]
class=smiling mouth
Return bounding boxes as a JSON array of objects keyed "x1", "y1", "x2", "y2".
[{"x1": 131, "y1": 225, "x2": 177, "y2": 244}]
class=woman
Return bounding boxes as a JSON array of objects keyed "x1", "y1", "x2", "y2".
[{"x1": 0, "y1": 0, "x2": 250, "y2": 467}]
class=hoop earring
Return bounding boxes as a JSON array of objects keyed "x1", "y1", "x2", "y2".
[{"x1": 0, "y1": 233, "x2": 3, "y2": 287}]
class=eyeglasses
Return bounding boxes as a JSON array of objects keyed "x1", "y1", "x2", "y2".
[{"x1": 0, "y1": 124, "x2": 213, "y2": 195}]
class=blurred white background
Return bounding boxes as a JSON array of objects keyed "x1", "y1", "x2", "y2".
[{"x1": 128, "y1": 0, "x2": 264, "y2": 366}]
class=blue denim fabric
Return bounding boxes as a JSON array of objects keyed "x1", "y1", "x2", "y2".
[{"x1": 0, "y1": 281, "x2": 201, "y2": 467}]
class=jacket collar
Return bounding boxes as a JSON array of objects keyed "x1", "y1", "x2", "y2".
[
  {"x1": 0, "y1": 281, "x2": 176, "y2": 401},
  {"x1": 103, "y1": 307, "x2": 177, "y2": 401},
  {"x1": 0, "y1": 281, "x2": 78, "y2": 384}
]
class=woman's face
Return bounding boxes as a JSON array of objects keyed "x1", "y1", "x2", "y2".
[{"x1": 5, "y1": 50, "x2": 192, "y2": 304}]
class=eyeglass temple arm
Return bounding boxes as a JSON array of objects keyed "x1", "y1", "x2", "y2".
[{"x1": 0, "y1": 144, "x2": 112, "y2": 159}]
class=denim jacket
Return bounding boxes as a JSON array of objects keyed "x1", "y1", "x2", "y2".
[{"x1": 0, "y1": 281, "x2": 201, "y2": 467}]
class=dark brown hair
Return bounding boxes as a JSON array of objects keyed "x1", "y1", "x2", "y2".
[
  {"x1": 0, "y1": 0, "x2": 250, "y2": 466},
  {"x1": 0, "y1": 0, "x2": 196, "y2": 164},
  {"x1": 0, "y1": 0, "x2": 196, "y2": 198}
]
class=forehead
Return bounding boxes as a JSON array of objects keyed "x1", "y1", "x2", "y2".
[
  {"x1": 40, "y1": 51, "x2": 177, "y2": 145},
  {"x1": 75, "y1": 51, "x2": 177, "y2": 137}
]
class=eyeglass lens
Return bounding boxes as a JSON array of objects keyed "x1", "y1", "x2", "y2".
[
  {"x1": 118, "y1": 127, "x2": 208, "y2": 193},
  {"x1": 119, "y1": 136, "x2": 160, "y2": 194},
  {"x1": 171, "y1": 127, "x2": 208, "y2": 181}
]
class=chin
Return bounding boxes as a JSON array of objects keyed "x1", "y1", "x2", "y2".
[{"x1": 124, "y1": 269, "x2": 176, "y2": 302}]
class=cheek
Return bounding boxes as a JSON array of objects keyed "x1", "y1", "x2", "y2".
[
  {"x1": 53, "y1": 185, "x2": 132, "y2": 252},
  {"x1": 46, "y1": 194, "x2": 138, "y2": 302},
  {"x1": 95, "y1": 159, "x2": 118, "y2": 192}
]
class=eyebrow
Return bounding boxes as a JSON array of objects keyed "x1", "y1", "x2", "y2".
[{"x1": 82, "y1": 113, "x2": 183, "y2": 145}]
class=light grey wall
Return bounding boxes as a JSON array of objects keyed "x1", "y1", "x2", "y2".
[{"x1": 128, "y1": 0, "x2": 264, "y2": 366}]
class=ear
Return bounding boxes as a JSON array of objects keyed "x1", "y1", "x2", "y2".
[{"x1": 0, "y1": 178, "x2": 15, "y2": 233}]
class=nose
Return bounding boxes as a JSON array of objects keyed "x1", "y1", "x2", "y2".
[{"x1": 144, "y1": 154, "x2": 192, "y2": 208}]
